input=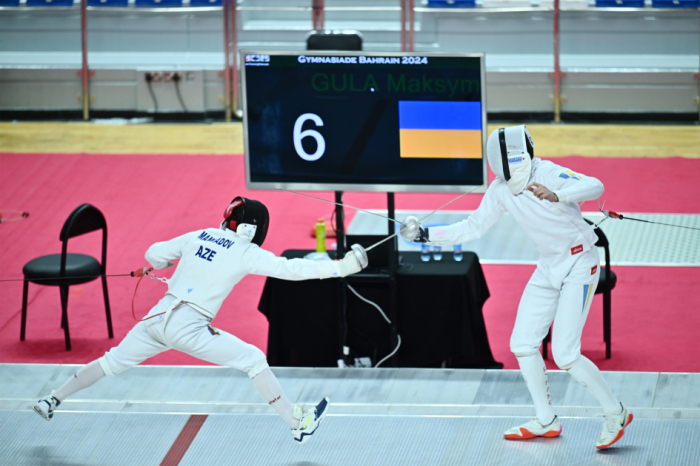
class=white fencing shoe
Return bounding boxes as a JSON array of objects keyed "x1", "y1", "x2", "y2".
[
  {"x1": 291, "y1": 397, "x2": 330, "y2": 445},
  {"x1": 596, "y1": 402, "x2": 633, "y2": 450},
  {"x1": 504, "y1": 416, "x2": 562, "y2": 440},
  {"x1": 33, "y1": 395, "x2": 61, "y2": 421}
]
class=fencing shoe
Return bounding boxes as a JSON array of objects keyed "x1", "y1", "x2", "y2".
[
  {"x1": 291, "y1": 397, "x2": 330, "y2": 445},
  {"x1": 596, "y1": 402, "x2": 633, "y2": 450},
  {"x1": 34, "y1": 394, "x2": 61, "y2": 421},
  {"x1": 504, "y1": 416, "x2": 561, "y2": 440}
]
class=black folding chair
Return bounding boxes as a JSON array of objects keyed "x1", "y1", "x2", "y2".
[
  {"x1": 543, "y1": 219, "x2": 617, "y2": 360},
  {"x1": 306, "y1": 29, "x2": 363, "y2": 51},
  {"x1": 20, "y1": 204, "x2": 114, "y2": 351}
]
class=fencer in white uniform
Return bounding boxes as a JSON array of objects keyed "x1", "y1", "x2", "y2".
[
  {"x1": 401, "y1": 125, "x2": 633, "y2": 450},
  {"x1": 34, "y1": 196, "x2": 369, "y2": 445}
]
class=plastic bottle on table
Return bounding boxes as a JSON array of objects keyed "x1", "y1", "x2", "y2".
[
  {"x1": 432, "y1": 245, "x2": 442, "y2": 261},
  {"x1": 453, "y1": 243, "x2": 463, "y2": 262},
  {"x1": 315, "y1": 218, "x2": 326, "y2": 253}
]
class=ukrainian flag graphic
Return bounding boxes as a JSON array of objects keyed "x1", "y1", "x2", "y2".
[{"x1": 398, "y1": 101, "x2": 482, "y2": 159}]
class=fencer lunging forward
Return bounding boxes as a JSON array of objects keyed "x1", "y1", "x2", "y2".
[
  {"x1": 34, "y1": 196, "x2": 368, "y2": 445},
  {"x1": 401, "y1": 125, "x2": 632, "y2": 450}
]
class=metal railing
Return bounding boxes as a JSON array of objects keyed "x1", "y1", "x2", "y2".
[{"x1": 1, "y1": 0, "x2": 698, "y2": 121}]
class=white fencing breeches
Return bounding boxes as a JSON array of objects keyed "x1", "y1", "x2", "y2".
[
  {"x1": 510, "y1": 248, "x2": 600, "y2": 369},
  {"x1": 99, "y1": 295, "x2": 268, "y2": 378}
]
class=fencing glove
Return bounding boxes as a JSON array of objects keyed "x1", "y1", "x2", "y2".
[{"x1": 400, "y1": 216, "x2": 430, "y2": 243}]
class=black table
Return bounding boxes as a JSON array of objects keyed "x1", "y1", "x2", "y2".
[{"x1": 258, "y1": 250, "x2": 502, "y2": 369}]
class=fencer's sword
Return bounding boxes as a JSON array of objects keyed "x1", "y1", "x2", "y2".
[
  {"x1": 600, "y1": 210, "x2": 700, "y2": 231},
  {"x1": 275, "y1": 188, "x2": 404, "y2": 225},
  {"x1": 277, "y1": 187, "x2": 483, "y2": 252}
]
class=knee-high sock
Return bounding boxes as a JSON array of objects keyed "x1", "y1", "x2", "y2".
[
  {"x1": 52, "y1": 360, "x2": 106, "y2": 402},
  {"x1": 251, "y1": 368, "x2": 299, "y2": 429},
  {"x1": 566, "y1": 356, "x2": 620, "y2": 414},
  {"x1": 516, "y1": 353, "x2": 556, "y2": 425}
]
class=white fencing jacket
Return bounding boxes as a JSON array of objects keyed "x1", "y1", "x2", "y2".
[
  {"x1": 427, "y1": 159, "x2": 604, "y2": 286},
  {"x1": 145, "y1": 228, "x2": 348, "y2": 319}
]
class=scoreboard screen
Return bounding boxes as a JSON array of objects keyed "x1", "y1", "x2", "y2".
[{"x1": 241, "y1": 51, "x2": 487, "y2": 193}]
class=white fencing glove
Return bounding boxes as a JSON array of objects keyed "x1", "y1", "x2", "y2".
[
  {"x1": 400, "y1": 216, "x2": 430, "y2": 243},
  {"x1": 337, "y1": 244, "x2": 368, "y2": 277}
]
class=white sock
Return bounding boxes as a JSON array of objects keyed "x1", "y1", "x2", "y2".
[
  {"x1": 516, "y1": 353, "x2": 556, "y2": 425},
  {"x1": 52, "y1": 360, "x2": 106, "y2": 402},
  {"x1": 566, "y1": 356, "x2": 621, "y2": 414},
  {"x1": 251, "y1": 368, "x2": 299, "y2": 429}
]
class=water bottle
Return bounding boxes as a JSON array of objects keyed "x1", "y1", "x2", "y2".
[
  {"x1": 421, "y1": 243, "x2": 430, "y2": 262},
  {"x1": 315, "y1": 218, "x2": 326, "y2": 253},
  {"x1": 453, "y1": 243, "x2": 463, "y2": 262},
  {"x1": 432, "y1": 245, "x2": 442, "y2": 261}
]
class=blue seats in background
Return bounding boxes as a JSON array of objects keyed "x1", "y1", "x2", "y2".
[
  {"x1": 595, "y1": 0, "x2": 645, "y2": 6},
  {"x1": 135, "y1": 0, "x2": 182, "y2": 6},
  {"x1": 427, "y1": 0, "x2": 476, "y2": 7},
  {"x1": 0, "y1": 0, "x2": 20, "y2": 6},
  {"x1": 26, "y1": 0, "x2": 75, "y2": 5},
  {"x1": 87, "y1": 0, "x2": 129, "y2": 6},
  {"x1": 652, "y1": 0, "x2": 699, "y2": 7},
  {"x1": 190, "y1": 0, "x2": 222, "y2": 6}
]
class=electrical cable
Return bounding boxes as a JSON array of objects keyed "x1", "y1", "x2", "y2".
[
  {"x1": 173, "y1": 74, "x2": 188, "y2": 113},
  {"x1": 347, "y1": 283, "x2": 391, "y2": 324},
  {"x1": 0, "y1": 209, "x2": 29, "y2": 223},
  {"x1": 346, "y1": 283, "x2": 401, "y2": 368},
  {"x1": 145, "y1": 73, "x2": 158, "y2": 112},
  {"x1": 0, "y1": 273, "x2": 132, "y2": 283}
]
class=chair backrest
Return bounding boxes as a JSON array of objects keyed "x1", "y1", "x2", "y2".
[
  {"x1": 59, "y1": 204, "x2": 108, "y2": 272},
  {"x1": 306, "y1": 30, "x2": 363, "y2": 51}
]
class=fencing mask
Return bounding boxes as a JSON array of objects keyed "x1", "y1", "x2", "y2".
[
  {"x1": 486, "y1": 125, "x2": 535, "y2": 195},
  {"x1": 221, "y1": 197, "x2": 270, "y2": 247}
]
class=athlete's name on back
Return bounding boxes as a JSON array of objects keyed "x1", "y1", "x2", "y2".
[{"x1": 198, "y1": 231, "x2": 234, "y2": 249}]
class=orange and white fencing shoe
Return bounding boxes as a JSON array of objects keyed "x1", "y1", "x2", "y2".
[
  {"x1": 596, "y1": 402, "x2": 633, "y2": 450},
  {"x1": 504, "y1": 415, "x2": 562, "y2": 440}
]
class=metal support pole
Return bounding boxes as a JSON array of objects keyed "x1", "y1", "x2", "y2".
[
  {"x1": 312, "y1": 0, "x2": 324, "y2": 30},
  {"x1": 231, "y1": 0, "x2": 242, "y2": 119},
  {"x1": 408, "y1": 0, "x2": 415, "y2": 52},
  {"x1": 223, "y1": 0, "x2": 232, "y2": 122},
  {"x1": 400, "y1": 0, "x2": 406, "y2": 52},
  {"x1": 553, "y1": 0, "x2": 561, "y2": 124},
  {"x1": 80, "y1": 0, "x2": 89, "y2": 121},
  {"x1": 387, "y1": 192, "x2": 399, "y2": 366}
]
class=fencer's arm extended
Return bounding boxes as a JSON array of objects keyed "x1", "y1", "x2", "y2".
[
  {"x1": 545, "y1": 164, "x2": 604, "y2": 204},
  {"x1": 426, "y1": 185, "x2": 505, "y2": 247},
  {"x1": 244, "y1": 247, "x2": 363, "y2": 280},
  {"x1": 144, "y1": 232, "x2": 195, "y2": 269}
]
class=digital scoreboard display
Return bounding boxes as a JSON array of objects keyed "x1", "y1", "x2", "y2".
[{"x1": 241, "y1": 51, "x2": 487, "y2": 193}]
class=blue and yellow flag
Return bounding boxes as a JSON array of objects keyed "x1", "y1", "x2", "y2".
[{"x1": 398, "y1": 101, "x2": 482, "y2": 159}]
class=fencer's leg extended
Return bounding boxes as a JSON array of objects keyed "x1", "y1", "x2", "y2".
[
  {"x1": 509, "y1": 266, "x2": 559, "y2": 432},
  {"x1": 252, "y1": 367, "x2": 299, "y2": 429},
  {"x1": 165, "y1": 307, "x2": 329, "y2": 443},
  {"x1": 34, "y1": 312, "x2": 169, "y2": 421},
  {"x1": 54, "y1": 360, "x2": 106, "y2": 402}
]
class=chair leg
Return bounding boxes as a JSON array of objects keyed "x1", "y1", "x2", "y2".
[
  {"x1": 60, "y1": 285, "x2": 72, "y2": 351},
  {"x1": 542, "y1": 327, "x2": 551, "y2": 360},
  {"x1": 604, "y1": 290, "x2": 611, "y2": 359},
  {"x1": 101, "y1": 276, "x2": 114, "y2": 338},
  {"x1": 20, "y1": 281, "x2": 29, "y2": 340}
]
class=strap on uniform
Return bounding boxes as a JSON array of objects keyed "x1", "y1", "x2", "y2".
[{"x1": 498, "y1": 128, "x2": 510, "y2": 181}]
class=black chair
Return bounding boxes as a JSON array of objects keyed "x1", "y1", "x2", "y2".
[
  {"x1": 20, "y1": 204, "x2": 114, "y2": 351},
  {"x1": 543, "y1": 219, "x2": 617, "y2": 360},
  {"x1": 306, "y1": 30, "x2": 363, "y2": 51}
]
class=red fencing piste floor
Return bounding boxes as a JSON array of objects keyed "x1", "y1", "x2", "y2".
[{"x1": 1, "y1": 153, "x2": 699, "y2": 372}]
